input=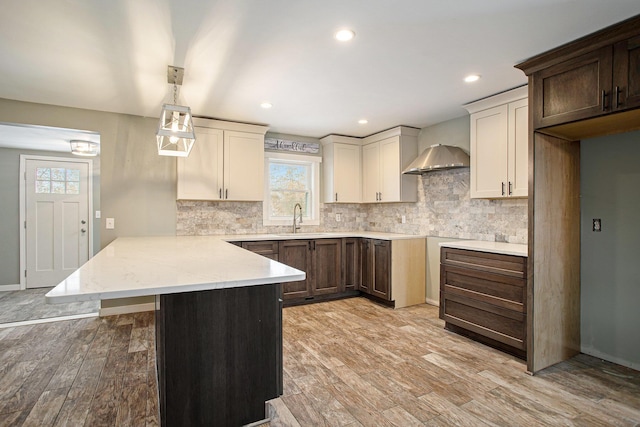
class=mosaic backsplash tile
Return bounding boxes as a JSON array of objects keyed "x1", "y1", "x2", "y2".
[{"x1": 177, "y1": 168, "x2": 528, "y2": 244}]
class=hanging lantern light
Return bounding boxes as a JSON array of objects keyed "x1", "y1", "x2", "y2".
[{"x1": 156, "y1": 66, "x2": 196, "y2": 157}]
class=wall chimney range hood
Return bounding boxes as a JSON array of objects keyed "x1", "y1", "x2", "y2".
[{"x1": 402, "y1": 144, "x2": 470, "y2": 174}]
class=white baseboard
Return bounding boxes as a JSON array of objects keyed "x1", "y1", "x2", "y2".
[
  {"x1": 425, "y1": 298, "x2": 439, "y2": 307},
  {"x1": 0, "y1": 284, "x2": 21, "y2": 292},
  {"x1": 99, "y1": 302, "x2": 155, "y2": 317}
]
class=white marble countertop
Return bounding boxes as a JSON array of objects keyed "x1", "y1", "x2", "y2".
[
  {"x1": 439, "y1": 240, "x2": 528, "y2": 257},
  {"x1": 222, "y1": 231, "x2": 427, "y2": 241},
  {"x1": 46, "y1": 236, "x2": 306, "y2": 304}
]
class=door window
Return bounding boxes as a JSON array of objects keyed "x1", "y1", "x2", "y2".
[{"x1": 35, "y1": 167, "x2": 81, "y2": 195}]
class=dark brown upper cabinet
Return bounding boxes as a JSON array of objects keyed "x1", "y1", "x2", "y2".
[
  {"x1": 519, "y1": 15, "x2": 640, "y2": 139},
  {"x1": 532, "y1": 46, "x2": 613, "y2": 128},
  {"x1": 613, "y1": 35, "x2": 640, "y2": 111}
]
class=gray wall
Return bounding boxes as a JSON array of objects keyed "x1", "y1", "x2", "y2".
[
  {"x1": 0, "y1": 147, "x2": 100, "y2": 285},
  {"x1": 581, "y1": 130, "x2": 640, "y2": 370},
  {"x1": 0, "y1": 98, "x2": 177, "y2": 309}
]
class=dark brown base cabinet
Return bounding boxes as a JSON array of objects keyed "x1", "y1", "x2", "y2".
[
  {"x1": 278, "y1": 238, "x2": 345, "y2": 301},
  {"x1": 237, "y1": 237, "x2": 425, "y2": 309},
  {"x1": 360, "y1": 239, "x2": 392, "y2": 303},
  {"x1": 439, "y1": 247, "x2": 527, "y2": 359},
  {"x1": 155, "y1": 284, "x2": 282, "y2": 427}
]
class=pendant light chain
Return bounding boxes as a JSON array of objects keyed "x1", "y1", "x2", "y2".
[{"x1": 172, "y1": 68, "x2": 178, "y2": 105}]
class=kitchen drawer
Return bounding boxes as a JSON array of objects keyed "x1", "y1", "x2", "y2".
[
  {"x1": 441, "y1": 265, "x2": 525, "y2": 312},
  {"x1": 441, "y1": 293, "x2": 526, "y2": 350},
  {"x1": 441, "y1": 247, "x2": 525, "y2": 278}
]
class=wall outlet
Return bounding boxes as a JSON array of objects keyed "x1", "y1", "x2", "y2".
[
  {"x1": 106, "y1": 218, "x2": 115, "y2": 230},
  {"x1": 592, "y1": 218, "x2": 601, "y2": 232},
  {"x1": 336, "y1": 213, "x2": 341, "y2": 222},
  {"x1": 401, "y1": 215, "x2": 406, "y2": 224}
]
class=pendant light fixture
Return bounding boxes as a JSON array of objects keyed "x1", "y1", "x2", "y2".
[{"x1": 156, "y1": 66, "x2": 196, "y2": 157}]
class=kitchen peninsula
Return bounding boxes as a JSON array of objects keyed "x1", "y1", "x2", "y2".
[{"x1": 46, "y1": 236, "x2": 305, "y2": 427}]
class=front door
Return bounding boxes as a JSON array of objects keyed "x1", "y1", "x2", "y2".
[{"x1": 24, "y1": 158, "x2": 90, "y2": 288}]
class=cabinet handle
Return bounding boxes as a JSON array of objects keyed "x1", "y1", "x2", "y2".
[
  {"x1": 335, "y1": 193, "x2": 338, "y2": 202},
  {"x1": 379, "y1": 192, "x2": 382, "y2": 201},
  {"x1": 508, "y1": 181, "x2": 513, "y2": 195},
  {"x1": 602, "y1": 90, "x2": 608, "y2": 111},
  {"x1": 501, "y1": 182, "x2": 505, "y2": 196},
  {"x1": 615, "y1": 86, "x2": 622, "y2": 108},
  {"x1": 219, "y1": 188, "x2": 222, "y2": 199},
  {"x1": 225, "y1": 189, "x2": 228, "y2": 199}
]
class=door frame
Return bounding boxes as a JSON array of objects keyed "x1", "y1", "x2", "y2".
[{"x1": 19, "y1": 155, "x2": 94, "y2": 290}]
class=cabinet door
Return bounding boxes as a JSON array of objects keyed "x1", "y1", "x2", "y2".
[
  {"x1": 532, "y1": 46, "x2": 613, "y2": 129},
  {"x1": 360, "y1": 239, "x2": 373, "y2": 294},
  {"x1": 613, "y1": 35, "x2": 640, "y2": 111},
  {"x1": 371, "y1": 240, "x2": 391, "y2": 300},
  {"x1": 177, "y1": 127, "x2": 224, "y2": 200},
  {"x1": 312, "y1": 239, "x2": 342, "y2": 296},
  {"x1": 507, "y1": 99, "x2": 529, "y2": 197},
  {"x1": 334, "y1": 144, "x2": 361, "y2": 203},
  {"x1": 224, "y1": 131, "x2": 264, "y2": 201},
  {"x1": 379, "y1": 136, "x2": 400, "y2": 202},
  {"x1": 279, "y1": 240, "x2": 312, "y2": 300},
  {"x1": 241, "y1": 241, "x2": 279, "y2": 261},
  {"x1": 362, "y1": 143, "x2": 380, "y2": 202},
  {"x1": 343, "y1": 238, "x2": 360, "y2": 291},
  {"x1": 470, "y1": 105, "x2": 508, "y2": 198}
]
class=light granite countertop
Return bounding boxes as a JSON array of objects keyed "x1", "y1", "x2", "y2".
[
  {"x1": 439, "y1": 240, "x2": 528, "y2": 257},
  {"x1": 46, "y1": 236, "x2": 306, "y2": 304}
]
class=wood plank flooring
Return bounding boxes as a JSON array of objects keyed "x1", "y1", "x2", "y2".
[
  {"x1": 0, "y1": 312, "x2": 157, "y2": 427},
  {"x1": 1, "y1": 297, "x2": 639, "y2": 426},
  {"x1": 272, "y1": 297, "x2": 640, "y2": 426}
]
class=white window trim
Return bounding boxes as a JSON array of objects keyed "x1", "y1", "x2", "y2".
[{"x1": 263, "y1": 151, "x2": 321, "y2": 227}]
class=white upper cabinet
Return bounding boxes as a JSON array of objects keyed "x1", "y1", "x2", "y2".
[
  {"x1": 362, "y1": 127, "x2": 419, "y2": 203},
  {"x1": 177, "y1": 119, "x2": 268, "y2": 201},
  {"x1": 321, "y1": 135, "x2": 361, "y2": 203},
  {"x1": 464, "y1": 86, "x2": 528, "y2": 199}
]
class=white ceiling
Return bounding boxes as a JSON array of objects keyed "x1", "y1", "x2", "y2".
[
  {"x1": 0, "y1": 122, "x2": 100, "y2": 153},
  {"x1": 0, "y1": 0, "x2": 638, "y2": 141}
]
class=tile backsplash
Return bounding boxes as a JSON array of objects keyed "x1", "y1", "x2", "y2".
[{"x1": 177, "y1": 168, "x2": 528, "y2": 244}]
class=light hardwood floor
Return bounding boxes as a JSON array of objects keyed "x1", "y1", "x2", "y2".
[{"x1": 1, "y1": 298, "x2": 639, "y2": 426}]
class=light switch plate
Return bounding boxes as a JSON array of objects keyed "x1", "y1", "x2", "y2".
[
  {"x1": 95, "y1": 210, "x2": 101, "y2": 219},
  {"x1": 401, "y1": 215, "x2": 406, "y2": 224}
]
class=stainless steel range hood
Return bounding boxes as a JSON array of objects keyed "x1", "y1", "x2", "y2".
[{"x1": 402, "y1": 144, "x2": 470, "y2": 174}]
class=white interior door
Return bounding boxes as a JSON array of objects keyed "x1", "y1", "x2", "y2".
[{"x1": 24, "y1": 159, "x2": 90, "y2": 288}]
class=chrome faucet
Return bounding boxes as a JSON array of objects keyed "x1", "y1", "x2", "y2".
[{"x1": 293, "y1": 203, "x2": 303, "y2": 233}]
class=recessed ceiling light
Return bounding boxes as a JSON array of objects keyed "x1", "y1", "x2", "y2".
[
  {"x1": 358, "y1": 119, "x2": 368, "y2": 124},
  {"x1": 464, "y1": 74, "x2": 481, "y2": 83},
  {"x1": 260, "y1": 102, "x2": 273, "y2": 109},
  {"x1": 335, "y1": 29, "x2": 355, "y2": 42}
]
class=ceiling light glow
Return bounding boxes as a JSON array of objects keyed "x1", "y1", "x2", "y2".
[
  {"x1": 335, "y1": 29, "x2": 355, "y2": 42},
  {"x1": 260, "y1": 102, "x2": 273, "y2": 109},
  {"x1": 358, "y1": 119, "x2": 368, "y2": 124},
  {"x1": 464, "y1": 74, "x2": 481, "y2": 83}
]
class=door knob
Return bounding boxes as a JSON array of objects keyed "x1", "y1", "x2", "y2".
[
  {"x1": 81, "y1": 220, "x2": 86, "y2": 224},
  {"x1": 81, "y1": 228, "x2": 86, "y2": 233}
]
